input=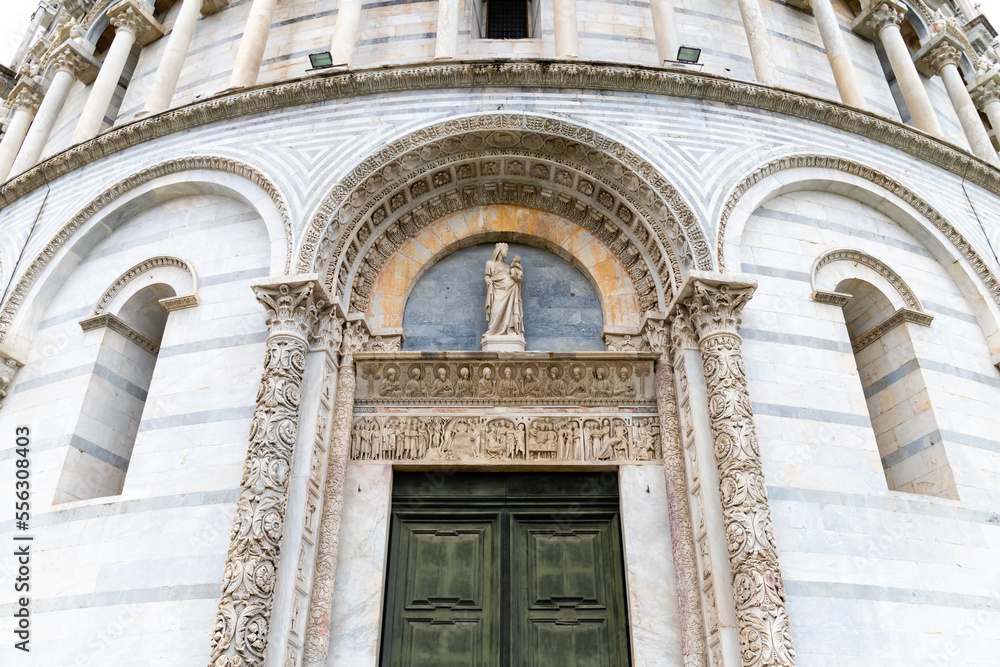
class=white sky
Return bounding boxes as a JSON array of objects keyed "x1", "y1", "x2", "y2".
[{"x1": 1, "y1": 0, "x2": 1000, "y2": 67}]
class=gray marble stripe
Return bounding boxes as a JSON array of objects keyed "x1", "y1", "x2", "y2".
[
  {"x1": 199, "y1": 267, "x2": 270, "y2": 286},
  {"x1": 740, "y1": 328, "x2": 853, "y2": 353},
  {"x1": 941, "y1": 430, "x2": 1000, "y2": 455},
  {"x1": 0, "y1": 584, "x2": 221, "y2": 616},
  {"x1": 754, "y1": 207, "x2": 934, "y2": 258},
  {"x1": 137, "y1": 406, "x2": 256, "y2": 432},
  {"x1": 0, "y1": 488, "x2": 239, "y2": 532},
  {"x1": 580, "y1": 32, "x2": 655, "y2": 45},
  {"x1": 863, "y1": 358, "x2": 920, "y2": 399},
  {"x1": 12, "y1": 363, "x2": 94, "y2": 394},
  {"x1": 785, "y1": 580, "x2": 1000, "y2": 612},
  {"x1": 923, "y1": 300, "x2": 979, "y2": 325},
  {"x1": 92, "y1": 362, "x2": 149, "y2": 401},
  {"x1": 37, "y1": 305, "x2": 93, "y2": 330},
  {"x1": 157, "y1": 331, "x2": 268, "y2": 358},
  {"x1": 356, "y1": 32, "x2": 436, "y2": 48},
  {"x1": 920, "y1": 359, "x2": 1000, "y2": 390},
  {"x1": 882, "y1": 430, "x2": 940, "y2": 469},
  {"x1": 740, "y1": 263, "x2": 812, "y2": 282},
  {"x1": 753, "y1": 402, "x2": 872, "y2": 427},
  {"x1": 767, "y1": 485, "x2": 999, "y2": 525},
  {"x1": 69, "y1": 434, "x2": 131, "y2": 471}
]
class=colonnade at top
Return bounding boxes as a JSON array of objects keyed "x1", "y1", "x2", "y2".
[{"x1": 2, "y1": 0, "x2": 1000, "y2": 184}]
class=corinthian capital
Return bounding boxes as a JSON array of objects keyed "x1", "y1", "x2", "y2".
[
  {"x1": 923, "y1": 43, "x2": 962, "y2": 74},
  {"x1": 107, "y1": 0, "x2": 165, "y2": 45},
  {"x1": 0, "y1": 345, "x2": 25, "y2": 408},
  {"x1": 866, "y1": 2, "x2": 904, "y2": 35},
  {"x1": 253, "y1": 279, "x2": 323, "y2": 340},
  {"x1": 971, "y1": 79, "x2": 1000, "y2": 109},
  {"x1": 7, "y1": 78, "x2": 44, "y2": 115},
  {"x1": 684, "y1": 280, "x2": 756, "y2": 341},
  {"x1": 45, "y1": 39, "x2": 100, "y2": 84}
]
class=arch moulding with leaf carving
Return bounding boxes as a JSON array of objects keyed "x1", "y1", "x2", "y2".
[{"x1": 296, "y1": 113, "x2": 712, "y2": 320}]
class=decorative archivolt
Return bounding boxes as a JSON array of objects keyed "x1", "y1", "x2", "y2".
[
  {"x1": 298, "y1": 114, "x2": 711, "y2": 316},
  {"x1": 0, "y1": 156, "x2": 292, "y2": 343},
  {"x1": 91, "y1": 255, "x2": 199, "y2": 315},
  {"x1": 812, "y1": 248, "x2": 923, "y2": 311},
  {"x1": 716, "y1": 154, "x2": 1000, "y2": 314}
]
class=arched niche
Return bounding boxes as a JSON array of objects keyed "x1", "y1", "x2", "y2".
[
  {"x1": 717, "y1": 155, "x2": 1000, "y2": 368},
  {"x1": 0, "y1": 157, "x2": 292, "y2": 353},
  {"x1": 368, "y1": 206, "x2": 641, "y2": 339},
  {"x1": 297, "y1": 113, "x2": 710, "y2": 323}
]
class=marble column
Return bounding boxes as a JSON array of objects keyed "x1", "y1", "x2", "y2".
[
  {"x1": 808, "y1": 0, "x2": 866, "y2": 108},
  {"x1": 925, "y1": 43, "x2": 1000, "y2": 165},
  {"x1": 434, "y1": 0, "x2": 459, "y2": 59},
  {"x1": 650, "y1": 0, "x2": 680, "y2": 65},
  {"x1": 229, "y1": 0, "x2": 278, "y2": 87},
  {"x1": 329, "y1": 0, "x2": 364, "y2": 68},
  {"x1": 867, "y1": 3, "x2": 943, "y2": 137},
  {"x1": 971, "y1": 79, "x2": 1000, "y2": 159},
  {"x1": 143, "y1": 0, "x2": 203, "y2": 114},
  {"x1": 0, "y1": 81, "x2": 42, "y2": 182},
  {"x1": 644, "y1": 318, "x2": 708, "y2": 667},
  {"x1": 73, "y1": 1, "x2": 162, "y2": 143},
  {"x1": 684, "y1": 279, "x2": 796, "y2": 667},
  {"x1": 736, "y1": 0, "x2": 779, "y2": 86},
  {"x1": 553, "y1": 0, "x2": 580, "y2": 59},
  {"x1": 208, "y1": 279, "x2": 321, "y2": 667},
  {"x1": 11, "y1": 41, "x2": 97, "y2": 177},
  {"x1": 302, "y1": 321, "x2": 369, "y2": 667}
]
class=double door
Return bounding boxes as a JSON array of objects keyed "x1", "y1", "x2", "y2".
[{"x1": 380, "y1": 472, "x2": 632, "y2": 666}]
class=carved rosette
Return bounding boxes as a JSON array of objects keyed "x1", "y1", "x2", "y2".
[
  {"x1": 684, "y1": 281, "x2": 795, "y2": 667},
  {"x1": 645, "y1": 319, "x2": 708, "y2": 667},
  {"x1": 208, "y1": 281, "x2": 321, "y2": 667},
  {"x1": 303, "y1": 320, "x2": 368, "y2": 667}
]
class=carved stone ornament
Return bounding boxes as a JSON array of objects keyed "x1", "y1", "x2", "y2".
[
  {"x1": 924, "y1": 43, "x2": 963, "y2": 74},
  {"x1": 641, "y1": 318, "x2": 669, "y2": 356},
  {"x1": 354, "y1": 356, "x2": 656, "y2": 406},
  {"x1": 4, "y1": 60, "x2": 1000, "y2": 221},
  {"x1": 79, "y1": 312, "x2": 159, "y2": 354},
  {"x1": 851, "y1": 307, "x2": 934, "y2": 352},
  {"x1": 0, "y1": 346, "x2": 25, "y2": 408},
  {"x1": 683, "y1": 280, "x2": 796, "y2": 667},
  {"x1": 44, "y1": 39, "x2": 101, "y2": 85},
  {"x1": 7, "y1": 78, "x2": 44, "y2": 115},
  {"x1": 812, "y1": 248, "x2": 923, "y2": 311},
  {"x1": 717, "y1": 155, "x2": 1000, "y2": 317},
  {"x1": 865, "y1": 2, "x2": 904, "y2": 36},
  {"x1": 0, "y1": 156, "x2": 292, "y2": 345},
  {"x1": 605, "y1": 332, "x2": 648, "y2": 352},
  {"x1": 91, "y1": 255, "x2": 198, "y2": 316},
  {"x1": 208, "y1": 279, "x2": 322, "y2": 667},
  {"x1": 107, "y1": 0, "x2": 164, "y2": 45},
  {"x1": 970, "y1": 78, "x2": 1000, "y2": 111}
]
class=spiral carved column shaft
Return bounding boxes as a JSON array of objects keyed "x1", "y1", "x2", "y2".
[
  {"x1": 684, "y1": 280, "x2": 795, "y2": 667},
  {"x1": 208, "y1": 280, "x2": 320, "y2": 667},
  {"x1": 303, "y1": 321, "x2": 369, "y2": 667}
]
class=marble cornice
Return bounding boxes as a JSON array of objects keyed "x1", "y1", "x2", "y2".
[{"x1": 2, "y1": 59, "x2": 1000, "y2": 210}]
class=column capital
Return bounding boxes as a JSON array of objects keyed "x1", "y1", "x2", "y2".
[
  {"x1": 670, "y1": 308, "x2": 700, "y2": 351},
  {"x1": 685, "y1": 280, "x2": 756, "y2": 342},
  {"x1": 107, "y1": 0, "x2": 165, "y2": 45},
  {"x1": 252, "y1": 276, "x2": 329, "y2": 341},
  {"x1": 201, "y1": 0, "x2": 230, "y2": 15},
  {"x1": 640, "y1": 317, "x2": 669, "y2": 356},
  {"x1": 341, "y1": 319, "x2": 371, "y2": 359},
  {"x1": 914, "y1": 34, "x2": 966, "y2": 77},
  {"x1": 0, "y1": 343, "x2": 25, "y2": 409},
  {"x1": 45, "y1": 39, "x2": 101, "y2": 85},
  {"x1": 852, "y1": 0, "x2": 907, "y2": 40},
  {"x1": 969, "y1": 70, "x2": 1000, "y2": 109},
  {"x1": 7, "y1": 78, "x2": 44, "y2": 115}
]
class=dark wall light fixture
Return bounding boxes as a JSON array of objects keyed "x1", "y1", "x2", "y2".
[
  {"x1": 307, "y1": 51, "x2": 347, "y2": 72},
  {"x1": 663, "y1": 46, "x2": 703, "y2": 69}
]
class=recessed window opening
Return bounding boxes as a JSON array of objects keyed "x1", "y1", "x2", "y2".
[{"x1": 487, "y1": 0, "x2": 530, "y2": 39}]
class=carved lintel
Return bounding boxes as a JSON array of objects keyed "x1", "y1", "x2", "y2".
[
  {"x1": 851, "y1": 307, "x2": 934, "y2": 352},
  {"x1": 159, "y1": 294, "x2": 199, "y2": 311},
  {"x1": 79, "y1": 312, "x2": 159, "y2": 354},
  {"x1": 812, "y1": 290, "x2": 853, "y2": 307}
]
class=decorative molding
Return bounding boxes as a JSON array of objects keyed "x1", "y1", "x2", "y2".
[
  {"x1": 716, "y1": 155, "x2": 1000, "y2": 316},
  {"x1": 7, "y1": 77, "x2": 44, "y2": 115},
  {"x1": 812, "y1": 290, "x2": 853, "y2": 307},
  {"x1": 353, "y1": 356, "x2": 657, "y2": 406},
  {"x1": 640, "y1": 317, "x2": 669, "y2": 355},
  {"x1": 349, "y1": 413, "x2": 661, "y2": 462},
  {"x1": 299, "y1": 114, "x2": 710, "y2": 314},
  {"x1": 208, "y1": 279, "x2": 321, "y2": 667},
  {"x1": 0, "y1": 156, "x2": 292, "y2": 344},
  {"x1": 606, "y1": 331, "x2": 649, "y2": 352},
  {"x1": 683, "y1": 279, "x2": 796, "y2": 667},
  {"x1": 106, "y1": 0, "x2": 164, "y2": 46},
  {"x1": 3, "y1": 60, "x2": 999, "y2": 218},
  {"x1": 91, "y1": 255, "x2": 197, "y2": 316},
  {"x1": 851, "y1": 307, "x2": 934, "y2": 352},
  {"x1": 812, "y1": 248, "x2": 923, "y2": 311},
  {"x1": 44, "y1": 39, "x2": 101, "y2": 85},
  {"x1": 0, "y1": 346, "x2": 25, "y2": 408},
  {"x1": 79, "y1": 312, "x2": 159, "y2": 354}
]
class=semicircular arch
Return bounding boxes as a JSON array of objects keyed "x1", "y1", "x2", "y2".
[
  {"x1": 717, "y1": 153, "x2": 1000, "y2": 364},
  {"x1": 0, "y1": 156, "x2": 292, "y2": 348},
  {"x1": 297, "y1": 113, "x2": 711, "y2": 318}
]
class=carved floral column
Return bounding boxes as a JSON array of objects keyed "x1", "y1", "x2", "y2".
[
  {"x1": 208, "y1": 279, "x2": 321, "y2": 667},
  {"x1": 302, "y1": 320, "x2": 369, "y2": 667},
  {"x1": 643, "y1": 318, "x2": 708, "y2": 667},
  {"x1": 684, "y1": 279, "x2": 795, "y2": 667}
]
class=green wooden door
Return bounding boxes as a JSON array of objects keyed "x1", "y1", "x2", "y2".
[{"x1": 380, "y1": 473, "x2": 631, "y2": 667}]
